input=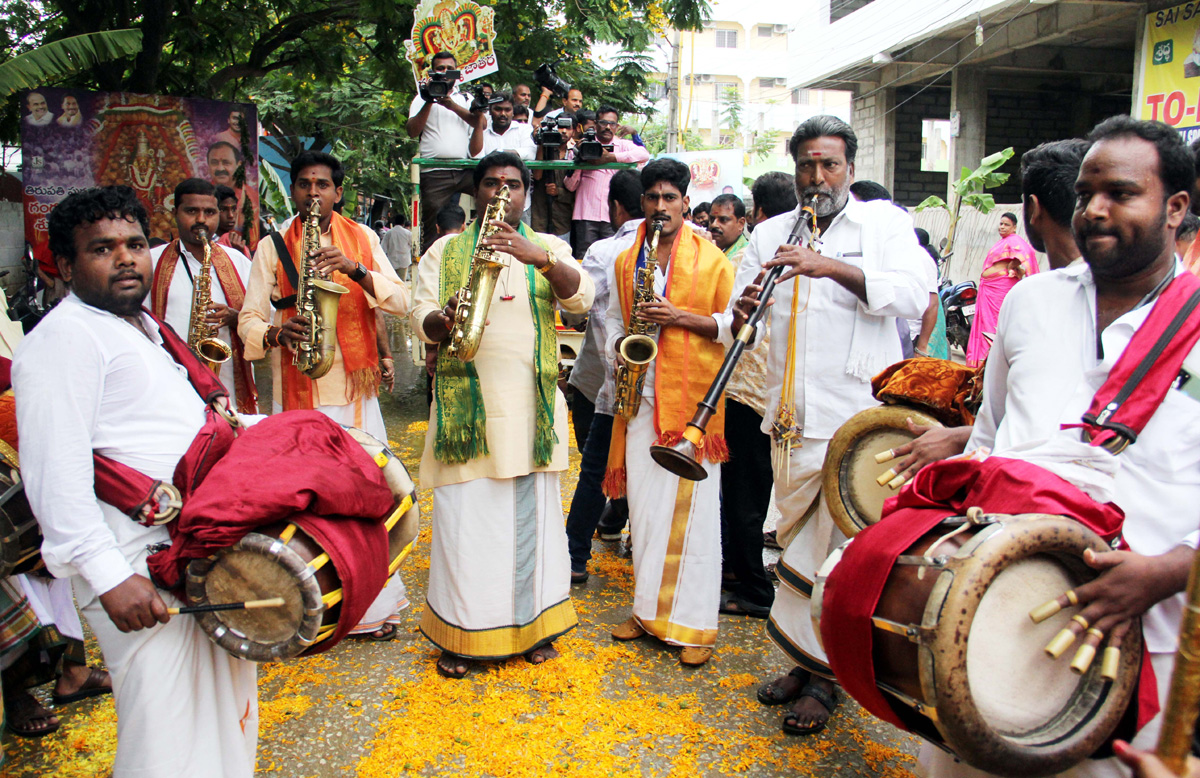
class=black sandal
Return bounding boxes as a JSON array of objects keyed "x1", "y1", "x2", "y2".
[
  {"x1": 781, "y1": 682, "x2": 838, "y2": 736},
  {"x1": 435, "y1": 651, "x2": 472, "y2": 679},
  {"x1": 756, "y1": 667, "x2": 810, "y2": 706},
  {"x1": 5, "y1": 691, "x2": 61, "y2": 738}
]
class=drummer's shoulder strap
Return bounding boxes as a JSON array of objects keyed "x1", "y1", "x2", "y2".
[{"x1": 1072, "y1": 272, "x2": 1200, "y2": 452}]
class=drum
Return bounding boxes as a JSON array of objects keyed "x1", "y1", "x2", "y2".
[
  {"x1": 0, "y1": 443, "x2": 44, "y2": 578},
  {"x1": 822, "y1": 404, "x2": 943, "y2": 538},
  {"x1": 812, "y1": 514, "x2": 1142, "y2": 777},
  {"x1": 184, "y1": 428, "x2": 419, "y2": 662}
]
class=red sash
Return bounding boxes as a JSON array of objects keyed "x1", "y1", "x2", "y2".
[
  {"x1": 822, "y1": 273, "x2": 1200, "y2": 737},
  {"x1": 273, "y1": 213, "x2": 379, "y2": 411},
  {"x1": 150, "y1": 241, "x2": 258, "y2": 414}
]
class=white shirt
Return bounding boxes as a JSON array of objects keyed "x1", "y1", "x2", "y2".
[
  {"x1": 969, "y1": 261, "x2": 1200, "y2": 654},
  {"x1": 13, "y1": 295, "x2": 209, "y2": 596},
  {"x1": 471, "y1": 123, "x2": 536, "y2": 161},
  {"x1": 381, "y1": 225, "x2": 413, "y2": 271},
  {"x1": 150, "y1": 241, "x2": 252, "y2": 405},
  {"x1": 569, "y1": 218, "x2": 641, "y2": 414},
  {"x1": 408, "y1": 92, "x2": 473, "y2": 163},
  {"x1": 715, "y1": 198, "x2": 930, "y2": 439},
  {"x1": 907, "y1": 252, "x2": 940, "y2": 341}
]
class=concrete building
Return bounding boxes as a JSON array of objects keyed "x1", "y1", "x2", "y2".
[
  {"x1": 789, "y1": 0, "x2": 1155, "y2": 207},
  {"x1": 646, "y1": 0, "x2": 852, "y2": 155}
]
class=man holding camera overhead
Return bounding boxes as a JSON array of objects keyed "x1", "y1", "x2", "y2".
[
  {"x1": 407, "y1": 51, "x2": 486, "y2": 253},
  {"x1": 469, "y1": 92, "x2": 536, "y2": 161},
  {"x1": 565, "y1": 105, "x2": 649, "y2": 258}
]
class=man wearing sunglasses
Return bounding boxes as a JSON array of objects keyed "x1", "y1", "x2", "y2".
[{"x1": 564, "y1": 106, "x2": 649, "y2": 257}]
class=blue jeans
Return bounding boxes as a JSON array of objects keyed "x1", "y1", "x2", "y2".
[{"x1": 565, "y1": 410, "x2": 615, "y2": 573}]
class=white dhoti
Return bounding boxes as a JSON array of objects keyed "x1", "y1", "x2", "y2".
[
  {"x1": 421, "y1": 472, "x2": 577, "y2": 658},
  {"x1": 919, "y1": 651, "x2": 1173, "y2": 778},
  {"x1": 765, "y1": 437, "x2": 844, "y2": 679},
  {"x1": 301, "y1": 396, "x2": 405, "y2": 633},
  {"x1": 274, "y1": 395, "x2": 387, "y2": 442},
  {"x1": 19, "y1": 574, "x2": 83, "y2": 642},
  {"x1": 624, "y1": 401, "x2": 721, "y2": 647},
  {"x1": 76, "y1": 556, "x2": 257, "y2": 778}
]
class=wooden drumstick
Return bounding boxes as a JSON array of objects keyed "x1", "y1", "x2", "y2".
[
  {"x1": 168, "y1": 597, "x2": 286, "y2": 615},
  {"x1": 874, "y1": 449, "x2": 897, "y2": 464}
]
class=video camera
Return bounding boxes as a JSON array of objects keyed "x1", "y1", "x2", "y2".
[
  {"x1": 575, "y1": 126, "x2": 614, "y2": 162},
  {"x1": 419, "y1": 68, "x2": 462, "y2": 101},
  {"x1": 534, "y1": 63, "x2": 571, "y2": 100},
  {"x1": 536, "y1": 115, "x2": 574, "y2": 149}
]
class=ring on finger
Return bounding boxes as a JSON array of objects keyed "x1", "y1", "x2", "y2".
[{"x1": 1072, "y1": 614, "x2": 1090, "y2": 631}]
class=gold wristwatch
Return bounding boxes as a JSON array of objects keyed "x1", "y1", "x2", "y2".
[{"x1": 537, "y1": 249, "x2": 557, "y2": 275}]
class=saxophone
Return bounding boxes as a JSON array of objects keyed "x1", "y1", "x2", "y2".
[
  {"x1": 448, "y1": 184, "x2": 512, "y2": 362},
  {"x1": 293, "y1": 199, "x2": 348, "y2": 379},
  {"x1": 188, "y1": 228, "x2": 232, "y2": 368},
  {"x1": 612, "y1": 219, "x2": 663, "y2": 421}
]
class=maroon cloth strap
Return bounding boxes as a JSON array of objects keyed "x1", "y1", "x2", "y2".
[
  {"x1": 91, "y1": 309, "x2": 231, "y2": 523},
  {"x1": 1068, "y1": 272, "x2": 1200, "y2": 450},
  {"x1": 147, "y1": 411, "x2": 395, "y2": 650}
]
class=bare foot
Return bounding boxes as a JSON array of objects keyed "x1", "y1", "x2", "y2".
[
  {"x1": 436, "y1": 651, "x2": 472, "y2": 679},
  {"x1": 782, "y1": 677, "x2": 838, "y2": 736},
  {"x1": 524, "y1": 643, "x2": 560, "y2": 665}
]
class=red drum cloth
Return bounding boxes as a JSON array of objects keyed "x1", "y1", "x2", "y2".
[
  {"x1": 818, "y1": 455, "x2": 1165, "y2": 732},
  {"x1": 148, "y1": 410, "x2": 396, "y2": 650}
]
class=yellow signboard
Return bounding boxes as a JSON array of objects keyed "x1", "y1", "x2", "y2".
[{"x1": 1140, "y1": 2, "x2": 1200, "y2": 142}]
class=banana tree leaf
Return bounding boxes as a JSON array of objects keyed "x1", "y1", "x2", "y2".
[
  {"x1": 962, "y1": 192, "x2": 996, "y2": 212},
  {"x1": 915, "y1": 195, "x2": 947, "y2": 212},
  {"x1": 0, "y1": 30, "x2": 143, "y2": 97}
]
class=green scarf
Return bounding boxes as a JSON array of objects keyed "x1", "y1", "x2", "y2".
[
  {"x1": 724, "y1": 232, "x2": 749, "y2": 258},
  {"x1": 434, "y1": 220, "x2": 559, "y2": 466}
]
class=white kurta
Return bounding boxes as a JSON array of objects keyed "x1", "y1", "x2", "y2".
[
  {"x1": 713, "y1": 199, "x2": 929, "y2": 672},
  {"x1": 922, "y1": 262, "x2": 1200, "y2": 778},
  {"x1": 410, "y1": 227, "x2": 594, "y2": 658},
  {"x1": 149, "y1": 241, "x2": 252, "y2": 409},
  {"x1": 13, "y1": 294, "x2": 257, "y2": 778}
]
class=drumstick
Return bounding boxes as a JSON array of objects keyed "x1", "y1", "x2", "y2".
[{"x1": 168, "y1": 597, "x2": 286, "y2": 615}]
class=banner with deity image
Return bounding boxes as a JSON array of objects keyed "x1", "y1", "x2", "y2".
[
  {"x1": 404, "y1": 0, "x2": 498, "y2": 86},
  {"x1": 658, "y1": 150, "x2": 747, "y2": 199},
  {"x1": 19, "y1": 89, "x2": 259, "y2": 256}
]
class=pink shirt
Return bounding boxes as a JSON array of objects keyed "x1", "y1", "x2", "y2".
[{"x1": 564, "y1": 138, "x2": 649, "y2": 222}]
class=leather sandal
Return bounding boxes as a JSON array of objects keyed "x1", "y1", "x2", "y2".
[
  {"x1": 756, "y1": 666, "x2": 810, "y2": 706},
  {"x1": 679, "y1": 646, "x2": 713, "y2": 666},
  {"x1": 52, "y1": 666, "x2": 113, "y2": 705},
  {"x1": 781, "y1": 682, "x2": 838, "y2": 736},
  {"x1": 610, "y1": 617, "x2": 646, "y2": 641}
]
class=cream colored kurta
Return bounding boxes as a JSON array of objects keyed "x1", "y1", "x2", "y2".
[
  {"x1": 410, "y1": 230, "x2": 594, "y2": 488},
  {"x1": 238, "y1": 220, "x2": 410, "y2": 407}
]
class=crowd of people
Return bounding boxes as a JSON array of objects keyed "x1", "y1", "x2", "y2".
[{"x1": 2, "y1": 57, "x2": 1199, "y2": 778}]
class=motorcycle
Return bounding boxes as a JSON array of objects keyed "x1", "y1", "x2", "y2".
[
  {"x1": 939, "y1": 271, "x2": 977, "y2": 352},
  {"x1": 8, "y1": 244, "x2": 49, "y2": 333}
]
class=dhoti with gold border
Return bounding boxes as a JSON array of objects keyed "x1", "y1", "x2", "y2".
[
  {"x1": 421, "y1": 472, "x2": 577, "y2": 659},
  {"x1": 626, "y1": 401, "x2": 721, "y2": 648}
]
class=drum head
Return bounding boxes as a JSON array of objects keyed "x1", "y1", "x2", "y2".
[
  {"x1": 822, "y1": 405, "x2": 942, "y2": 538},
  {"x1": 186, "y1": 530, "x2": 327, "y2": 662},
  {"x1": 927, "y1": 515, "x2": 1143, "y2": 777}
]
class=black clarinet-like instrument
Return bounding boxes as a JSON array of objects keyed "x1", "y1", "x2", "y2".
[{"x1": 649, "y1": 196, "x2": 817, "y2": 480}]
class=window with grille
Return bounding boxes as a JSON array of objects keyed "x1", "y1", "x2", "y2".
[
  {"x1": 792, "y1": 88, "x2": 810, "y2": 105},
  {"x1": 716, "y1": 82, "x2": 738, "y2": 101},
  {"x1": 715, "y1": 29, "x2": 737, "y2": 48}
]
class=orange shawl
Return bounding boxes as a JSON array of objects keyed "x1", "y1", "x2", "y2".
[
  {"x1": 151, "y1": 240, "x2": 258, "y2": 414},
  {"x1": 603, "y1": 223, "x2": 734, "y2": 498},
  {"x1": 274, "y1": 211, "x2": 379, "y2": 411}
]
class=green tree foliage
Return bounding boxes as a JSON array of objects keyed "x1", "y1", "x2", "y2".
[{"x1": 2, "y1": 0, "x2": 710, "y2": 208}]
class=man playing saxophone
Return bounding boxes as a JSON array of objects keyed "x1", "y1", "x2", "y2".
[
  {"x1": 151, "y1": 178, "x2": 256, "y2": 413},
  {"x1": 410, "y1": 151, "x2": 593, "y2": 678},
  {"x1": 604, "y1": 158, "x2": 734, "y2": 667},
  {"x1": 238, "y1": 150, "x2": 412, "y2": 640}
]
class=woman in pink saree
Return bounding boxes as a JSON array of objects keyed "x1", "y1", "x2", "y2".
[{"x1": 965, "y1": 212, "x2": 1039, "y2": 366}]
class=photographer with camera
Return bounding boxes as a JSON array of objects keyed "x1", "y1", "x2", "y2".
[
  {"x1": 470, "y1": 92, "x2": 535, "y2": 161},
  {"x1": 406, "y1": 51, "x2": 486, "y2": 252},
  {"x1": 532, "y1": 63, "x2": 582, "y2": 120},
  {"x1": 530, "y1": 111, "x2": 580, "y2": 241},
  {"x1": 563, "y1": 106, "x2": 649, "y2": 257}
]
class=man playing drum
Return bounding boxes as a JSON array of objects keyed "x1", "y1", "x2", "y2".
[
  {"x1": 13, "y1": 187, "x2": 258, "y2": 776},
  {"x1": 920, "y1": 116, "x2": 1200, "y2": 777},
  {"x1": 410, "y1": 151, "x2": 593, "y2": 678},
  {"x1": 723, "y1": 115, "x2": 929, "y2": 734}
]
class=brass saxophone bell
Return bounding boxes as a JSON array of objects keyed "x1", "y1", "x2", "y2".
[{"x1": 650, "y1": 424, "x2": 709, "y2": 481}]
